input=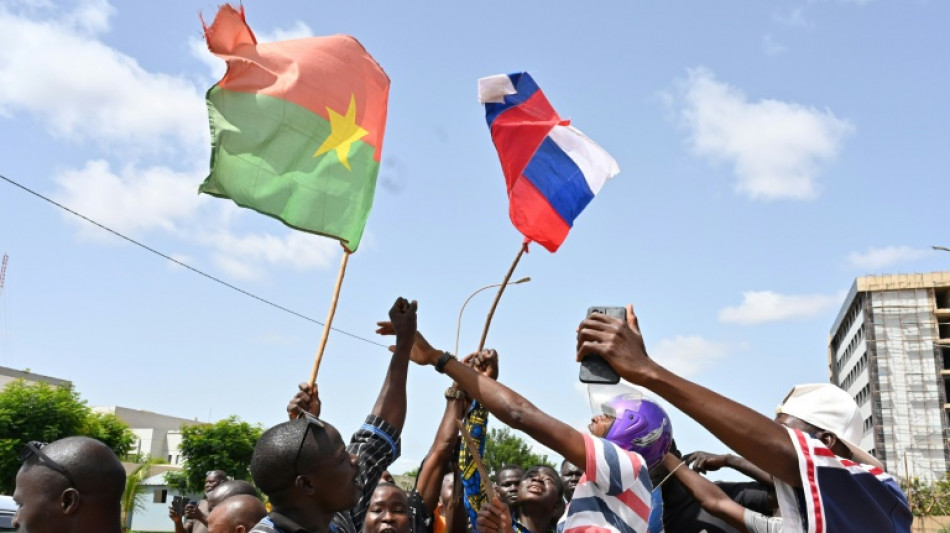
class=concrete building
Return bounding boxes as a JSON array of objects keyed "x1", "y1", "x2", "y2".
[
  {"x1": 0, "y1": 366, "x2": 70, "y2": 389},
  {"x1": 828, "y1": 272, "x2": 950, "y2": 481},
  {"x1": 93, "y1": 406, "x2": 198, "y2": 466}
]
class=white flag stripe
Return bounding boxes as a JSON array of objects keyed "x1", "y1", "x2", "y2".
[
  {"x1": 477, "y1": 74, "x2": 517, "y2": 104},
  {"x1": 549, "y1": 124, "x2": 620, "y2": 195}
]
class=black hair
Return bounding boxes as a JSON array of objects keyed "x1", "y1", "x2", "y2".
[
  {"x1": 497, "y1": 464, "x2": 524, "y2": 475},
  {"x1": 250, "y1": 418, "x2": 329, "y2": 496},
  {"x1": 38, "y1": 436, "x2": 126, "y2": 501},
  {"x1": 370, "y1": 482, "x2": 410, "y2": 504}
]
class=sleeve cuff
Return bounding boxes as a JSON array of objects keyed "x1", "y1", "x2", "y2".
[{"x1": 363, "y1": 414, "x2": 401, "y2": 458}]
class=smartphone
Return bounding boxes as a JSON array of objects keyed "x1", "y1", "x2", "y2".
[
  {"x1": 579, "y1": 306, "x2": 625, "y2": 384},
  {"x1": 171, "y1": 495, "x2": 186, "y2": 516}
]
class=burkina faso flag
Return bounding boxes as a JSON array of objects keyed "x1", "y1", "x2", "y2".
[{"x1": 199, "y1": 4, "x2": 389, "y2": 252}]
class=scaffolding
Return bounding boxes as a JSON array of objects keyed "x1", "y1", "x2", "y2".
[{"x1": 837, "y1": 273, "x2": 950, "y2": 481}]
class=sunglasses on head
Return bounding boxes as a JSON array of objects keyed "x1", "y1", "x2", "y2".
[
  {"x1": 19, "y1": 441, "x2": 77, "y2": 488},
  {"x1": 292, "y1": 411, "x2": 327, "y2": 475}
]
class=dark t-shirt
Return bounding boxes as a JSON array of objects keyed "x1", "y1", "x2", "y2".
[{"x1": 661, "y1": 478, "x2": 771, "y2": 533}]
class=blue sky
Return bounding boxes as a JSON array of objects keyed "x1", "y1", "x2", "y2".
[{"x1": 0, "y1": 0, "x2": 947, "y2": 476}]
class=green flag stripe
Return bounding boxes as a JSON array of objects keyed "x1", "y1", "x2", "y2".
[{"x1": 201, "y1": 86, "x2": 379, "y2": 251}]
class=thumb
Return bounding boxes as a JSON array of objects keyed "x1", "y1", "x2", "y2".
[{"x1": 626, "y1": 304, "x2": 641, "y2": 334}]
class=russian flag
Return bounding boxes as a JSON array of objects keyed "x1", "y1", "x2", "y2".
[{"x1": 478, "y1": 72, "x2": 619, "y2": 252}]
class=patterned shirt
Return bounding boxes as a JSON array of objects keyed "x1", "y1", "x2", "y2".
[
  {"x1": 459, "y1": 402, "x2": 552, "y2": 533},
  {"x1": 460, "y1": 401, "x2": 490, "y2": 530},
  {"x1": 562, "y1": 434, "x2": 653, "y2": 533},
  {"x1": 773, "y1": 427, "x2": 911, "y2": 533},
  {"x1": 250, "y1": 414, "x2": 401, "y2": 533}
]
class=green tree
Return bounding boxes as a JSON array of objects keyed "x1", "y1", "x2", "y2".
[
  {"x1": 84, "y1": 411, "x2": 137, "y2": 458},
  {"x1": 483, "y1": 428, "x2": 555, "y2": 477},
  {"x1": 121, "y1": 455, "x2": 164, "y2": 532},
  {"x1": 166, "y1": 415, "x2": 262, "y2": 494},
  {"x1": 0, "y1": 380, "x2": 136, "y2": 494},
  {"x1": 901, "y1": 474, "x2": 950, "y2": 517}
]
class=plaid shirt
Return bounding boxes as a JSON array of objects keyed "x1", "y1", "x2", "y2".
[{"x1": 251, "y1": 414, "x2": 401, "y2": 533}]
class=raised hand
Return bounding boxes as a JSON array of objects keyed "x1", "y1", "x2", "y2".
[
  {"x1": 462, "y1": 349, "x2": 499, "y2": 380},
  {"x1": 287, "y1": 382, "x2": 321, "y2": 420},
  {"x1": 683, "y1": 451, "x2": 730, "y2": 474},
  {"x1": 576, "y1": 303, "x2": 656, "y2": 384},
  {"x1": 388, "y1": 297, "x2": 418, "y2": 338},
  {"x1": 475, "y1": 495, "x2": 515, "y2": 533}
]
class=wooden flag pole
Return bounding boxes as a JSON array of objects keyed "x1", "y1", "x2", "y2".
[
  {"x1": 308, "y1": 249, "x2": 352, "y2": 387},
  {"x1": 455, "y1": 419, "x2": 497, "y2": 503},
  {"x1": 477, "y1": 242, "x2": 528, "y2": 352}
]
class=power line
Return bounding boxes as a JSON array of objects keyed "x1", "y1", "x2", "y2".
[{"x1": 0, "y1": 173, "x2": 387, "y2": 348}]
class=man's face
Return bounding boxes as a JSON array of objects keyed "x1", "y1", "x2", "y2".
[
  {"x1": 588, "y1": 415, "x2": 615, "y2": 439},
  {"x1": 559, "y1": 462, "x2": 582, "y2": 500},
  {"x1": 496, "y1": 469, "x2": 522, "y2": 506},
  {"x1": 205, "y1": 472, "x2": 227, "y2": 494},
  {"x1": 362, "y1": 485, "x2": 410, "y2": 533},
  {"x1": 305, "y1": 423, "x2": 360, "y2": 511},
  {"x1": 11, "y1": 466, "x2": 68, "y2": 533},
  {"x1": 516, "y1": 467, "x2": 560, "y2": 509}
]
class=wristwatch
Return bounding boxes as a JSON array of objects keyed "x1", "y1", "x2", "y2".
[
  {"x1": 435, "y1": 351, "x2": 455, "y2": 373},
  {"x1": 444, "y1": 387, "x2": 465, "y2": 400}
]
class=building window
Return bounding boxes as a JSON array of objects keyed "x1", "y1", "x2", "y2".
[{"x1": 154, "y1": 489, "x2": 168, "y2": 503}]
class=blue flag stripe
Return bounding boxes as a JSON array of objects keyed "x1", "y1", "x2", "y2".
[
  {"x1": 569, "y1": 496, "x2": 641, "y2": 533},
  {"x1": 484, "y1": 73, "x2": 540, "y2": 127},
  {"x1": 522, "y1": 136, "x2": 594, "y2": 227}
]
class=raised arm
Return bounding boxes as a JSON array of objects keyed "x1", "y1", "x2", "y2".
[
  {"x1": 684, "y1": 451, "x2": 774, "y2": 487},
  {"x1": 416, "y1": 392, "x2": 467, "y2": 513},
  {"x1": 370, "y1": 297, "x2": 416, "y2": 429},
  {"x1": 576, "y1": 305, "x2": 801, "y2": 486},
  {"x1": 660, "y1": 454, "x2": 750, "y2": 532},
  {"x1": 408, "y1": 338, "x2": 587, "y2": 471}
]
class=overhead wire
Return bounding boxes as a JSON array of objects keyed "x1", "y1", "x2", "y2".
[{"x1": 0, "y1": 173, "x2": 387, "y2": 348}]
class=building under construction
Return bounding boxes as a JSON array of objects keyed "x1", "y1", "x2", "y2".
[{"x1": 829, "y1": 272, "x2": 950, "y2": 481}]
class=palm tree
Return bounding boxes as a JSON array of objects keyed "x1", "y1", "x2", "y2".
[{"x1": 121, "y1": 456, "x2": 164, "y2": 532}]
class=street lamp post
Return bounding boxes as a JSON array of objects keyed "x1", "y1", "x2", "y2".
[{"x1": 455, "y1": 277, "x2": 530, "y2": 357}]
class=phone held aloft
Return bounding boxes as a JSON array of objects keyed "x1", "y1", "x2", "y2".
[
  {"x1": 579, "y1": 306, "x2": 625, "y2": 384},
  {"x1": 171, "y1": 495, "x2": 187, "y2": 516}
]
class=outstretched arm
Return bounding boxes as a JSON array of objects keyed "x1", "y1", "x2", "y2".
[
  {"x1": 577, "y1": 305, "x2": 801, "y2": 486},
  {"x1": 684, "y1": 451, "x2": 774, "y2": 487},
  {"x1": 661, "y1": 454, "x2": 750, "y2": 532},
  {"x1": 370, "y1": 298, "x2": 417, "y2": 429},
  {"x1": 409, "y1": 342, "x2": 587, "y2": 471}
]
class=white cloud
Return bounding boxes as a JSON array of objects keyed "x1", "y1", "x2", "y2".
[
  {"x1": 257, "y1": 21, "x2": 314, "y2": 42},
  {"x1": 201, "y1": 230, "x2": 340, "y2": 281},
  {"x1": 650, "y1": 336, "x2": 731, "y2": 377},
  {"x1": 847, "y1": 246, "x2": 930, "y2": 269},
  {"x1": 0, "y1": 1, "x2": 206, "y2": 150},
  {"x1": 719, "y1": 290, "x2": 841, "y2": 325},
  {"x1": 6, "y1": 2, "x2": 341, "y2": 283},
  {"x1": 762, "y1": 34, "x2": 787, "y2": 56},
  {"x1": 773, "y1": 7, "x2": 814, "y2": 29},
  {"x1": 675, "y1": 68, "x2": 853, "y2": 200},
  {"x1": 70, "y1": 0, "x2": 114, "y2": 34},
  {"x1": 189, "y1": 36, "x2": 226, "y2": 82},
  {"x1": 189, "y1": 20, "x2": 313, "y2": 82},
  {"x1": 53, "y1": 160, "x2": 205, "y2": 239}
]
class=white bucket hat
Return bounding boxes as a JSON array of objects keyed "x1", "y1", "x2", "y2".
[{"x1": 776, "y1": 383, "x2": 883, "y2": 468}]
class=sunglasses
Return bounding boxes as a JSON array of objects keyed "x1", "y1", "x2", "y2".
[
  {"x1": 19, "y1": 441, "x2": 77, "y2": 488},
  {"x1": 292, "y1": 411, "x2": 326, "y2": 475}
]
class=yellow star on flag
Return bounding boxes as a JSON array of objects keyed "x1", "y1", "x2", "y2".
[{"x1": 313, "y1": 94, "x2": 368, "y2": 170}]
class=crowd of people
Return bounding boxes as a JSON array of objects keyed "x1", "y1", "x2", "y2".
[{"x1": 8, "y1": 299, "x2": 913, "y2": 532}]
